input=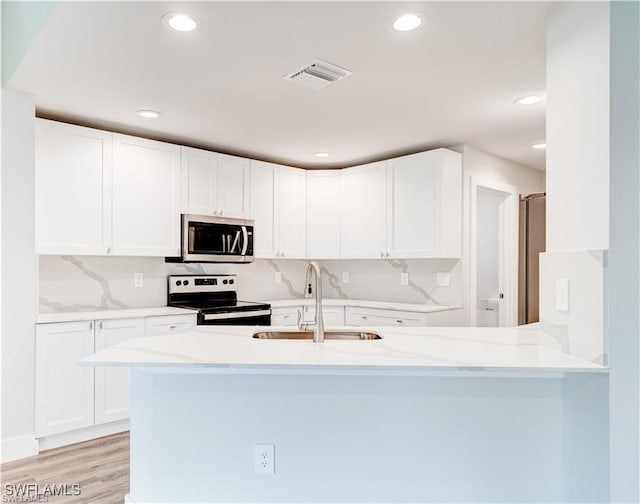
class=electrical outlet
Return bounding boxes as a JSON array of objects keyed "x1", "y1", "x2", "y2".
[
  {"x1": 254, "y1": 444, "x2": 275, "y2": 475},
  {"x1": 556, "y1": 278, "x2": 569, "y2": 312},
  {"x1": 436, "y1": 272, "x2": 450, "y2": 287},
  {"x1": 401, "y1": 272, "x2": 409, "y2": 286},
  {"x1": 342, "y1": 272, "x2": 349, "y2": 283},
  {"x1": 275, "y1": 272, "x2": 282, "y2": 284},
  {"x1": 133, "y1": 273, "x2": 144, "y2": 288}
]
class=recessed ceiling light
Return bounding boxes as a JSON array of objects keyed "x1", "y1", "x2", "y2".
[
  {"x1": 393, "y1": 13, "x2": 423, "y2": 32},
  {"x1": 532, "y1": 143, "x2": 546, "y2": 149},
  {"x1": 136, "y1": 110, "x2": 162, "y2": 119},
  {"x1": 514, "y1": 95, "x2": 542, "y2": 105},
  {"x1": 163, "y1": 13, "x2": 198, "y2": 32},
  {"x1": 315, "y1": 152, "x2": 331, "y2": 158}
]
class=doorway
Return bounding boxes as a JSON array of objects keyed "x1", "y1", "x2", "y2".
[{"x1": 470, "y1": 178, "x2": 518, "y2": 327}]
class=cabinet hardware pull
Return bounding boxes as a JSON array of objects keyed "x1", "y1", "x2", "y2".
[
  {"x1": 362, "y1": 316, "x2": 368, "y2": 320},
  {"x1": 396, "y1": 320, "x2": 403, "y2": 324},
  {"x1": 169, "y1": 325, "x2": 177, "y2": 329},
  {"x1": 89, "y1": 322, "x2": 93, "y2": 330},
  {"x1": 380, "y1": 252, "x2": 384, "y2": 258},
  {"x1": 386, "y1": 252, "x2": 391, "y2": 258},
  {"x1": 107, "y1": 246, "x2": 111, "y2": 254},
  {"x1": 98, "y1": 321, "x2": 103, "y2": 329}
]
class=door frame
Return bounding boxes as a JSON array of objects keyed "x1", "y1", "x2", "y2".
[{"x1": 469, "y1": 177, "x2": 519, "y2": 327}]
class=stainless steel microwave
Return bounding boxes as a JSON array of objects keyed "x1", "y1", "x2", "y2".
[{"x1": 166, "y1": 214, "x2": 255, "y2": 263}]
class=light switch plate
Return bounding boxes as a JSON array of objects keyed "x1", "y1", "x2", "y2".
[
  {"x1": 556, "y1": 278, "x2": 569, "y2": 312},
  {"x1": 342, "y1": 272, "x2": 349, "y2": 283},
  {"x1": 436, "y1": 272, "x2": 450, "y2": 287},
  {"x1": 400, "y1": 272, "x2": 409, "y2": 286},
  {"x1": 275, "y1": 272, "x2": 282, "y2": 284},
  {"x1": 133, "y1": 273, "x2": 144, "y2": 288}
]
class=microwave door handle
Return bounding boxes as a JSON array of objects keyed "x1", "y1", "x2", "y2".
[
  {"x1": 241, "y1": 226, "x2": 249, "y2": 255},
  {"x1": 222, "y1": 234, "x2": 227, "y2": 254},
  {"x1": 230, "y1": 230, "x2": 240, "y2": 253}
]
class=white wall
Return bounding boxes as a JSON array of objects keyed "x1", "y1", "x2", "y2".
[
  {"x1": 608, "y1": 1, "x2": 640, "y2": 501},
  {"x1": 546, "y1": 1, "x2": 610, "y2": 252},
  {"x1": 461, "y1": 145, "x2": 545, "y2": 326},
  {"x1": 1, "y1": 89, "x2": 38, "y2": 462}
]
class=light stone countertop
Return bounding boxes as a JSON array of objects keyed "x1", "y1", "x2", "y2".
[
  {"x1": 268, "y1": 298, "x2": 461, "y2": 313},
  {"x1": 82, "y1": 325, "x2": 606, "y2": 375},
  {"x1": 37, "y1": 306, "x2": 198, "y2": 324}
]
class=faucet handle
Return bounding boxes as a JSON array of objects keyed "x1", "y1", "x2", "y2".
[{"x1": 296, "y1": 309, "x2": 306, "y2": 330}]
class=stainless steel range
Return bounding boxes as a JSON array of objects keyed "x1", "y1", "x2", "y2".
[{"x1": 167, "y1": 275, "x2": 271, "y2": 325}]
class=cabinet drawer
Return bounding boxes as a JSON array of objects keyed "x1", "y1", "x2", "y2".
[
  {"x1": 303, "y1": 306, "x2": 345, "y2": 326},
  {"x1": 345, "y1": 307, "x2": 428, "y2": 327},
  {"x1": 145, "y1": 314, "x2": 197, "y2": 336},
  {"x1": 271, "y1": 307, "x2": 301, "y2": 326}
]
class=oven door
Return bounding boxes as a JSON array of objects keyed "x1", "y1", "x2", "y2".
[
  {"x1": 182, "y1": 214, "x2": 255, "y2": 263},
  {"x1": 199, "y1": 309, "x2": 271, "y2": 326}
]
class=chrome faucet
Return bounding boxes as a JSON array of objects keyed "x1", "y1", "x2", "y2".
[{"x1": 300, "y1": 261, "x2": 325, "y2": 343}]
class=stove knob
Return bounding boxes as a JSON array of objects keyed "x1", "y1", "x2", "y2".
[
  {"x1": 229, "y1": 279, "x2": 234, "y2": 285},
  {"x1": 183, "y1": 280, "x2": 189, "y2": 286},
  {"x1": 223, "y1": 279, "x2": 228, "y2": 285},
  {"x1": 176, "y1": 280, "x2": 182, "y2": 286}
]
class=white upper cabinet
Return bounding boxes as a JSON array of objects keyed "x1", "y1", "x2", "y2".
[
  {"x1": 276, "y1": 166, "x2": 306, "y2": 259},
  {"x1": 35, "y1": 119, "x2": 112, "y2": 255},
  {"x1": 387, "y1": 149, "x2": 462, "y2": 258},
  {"x1": 249, "y1": 161, "x2": 306, "y2": 259},
  {"x1": 181, "y1": 147, "x2": 249, "y2": 218},
  {"x1": 112, "y1": 134, "x2": 181, "y2": 256},
  {"x1": 250, "y1": 160, "x2": 277, "y2": 257},
  {"x1": 217, "y1": 153, "x2": 250, "y2": 218},
  {"x1": 306, "y1": 170, "x2": 342, "y2": 259},
  {"x1": 341, "y1": 161, "x2": 388, "y2": 258}
]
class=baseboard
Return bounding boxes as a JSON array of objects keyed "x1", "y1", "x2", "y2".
[
  {"x1": 124, "y1": 494, "x2": 137, "y2": 503},
  {"x1": 38, "y1": 419, "x2": 130, "y2": 451},
  {"x1": 1, "y1": 434, "x2": 39, "y2": 463}
]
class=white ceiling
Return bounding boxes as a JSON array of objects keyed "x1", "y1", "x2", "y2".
[{"x1": 9, "y1": 1, "x2": 551, "y2": 170}]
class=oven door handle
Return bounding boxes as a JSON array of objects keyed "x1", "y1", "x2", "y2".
[
  {"x1": 203, "y1": 309, "x2": 271, "y2": 321},
  {"x1": 240, "y1": 226, "x2": 249, "y2": 255}
]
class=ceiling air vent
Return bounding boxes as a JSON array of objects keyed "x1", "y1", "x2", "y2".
[{"x1": 284, "y1": 59, "x2": 352, "y2": 90}]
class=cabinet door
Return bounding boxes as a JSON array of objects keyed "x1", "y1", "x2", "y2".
[
  {"x1": 388, "y1": 151, "x2": 440, "y2": 258},
  {"x1": 306, "y1": 170, "x2": 342, "y2": 259},
  {"x1": 94, "y1": 317, "x2": 145, "y2": 425},
  {"x1": 36, "y1": 321, "x2": 95, "y2": 436},
  {"x1": 277, "y1": 166, "x2": 306, "y2": 259},
  {"x1": 217, "y1": 154, "x2": 250, "y2": 218},
  {"x1": 35, "y1": 119, "x2": 112, "y2": 255},
  {"x1": 145, "y1": 314, "x2": 197, "y2": 336},
  {"x1": 181, "y1": 146, "x2": 217, "y2": 215},
  {"x1": 249, "y1": 160, "x2": 277, "y2": 258},
  {"x1": 112, "y1": 134, "x2": 181, "y2": 256},
  {"x1": 341, "y1": 162, "x2": 388, "y2": 258}
]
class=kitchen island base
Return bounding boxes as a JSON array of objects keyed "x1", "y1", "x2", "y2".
[{"x1": 126, "y1": 369, "x2": 607, "y2": 503}]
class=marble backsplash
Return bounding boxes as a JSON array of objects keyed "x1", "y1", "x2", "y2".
[{"x1": 38, "y1": 256, "x2": 462, "y2": 313}]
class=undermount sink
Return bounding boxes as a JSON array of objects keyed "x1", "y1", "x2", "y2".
[{"x1": 252, "y1": 330, "x2": 382, "y2": 341}]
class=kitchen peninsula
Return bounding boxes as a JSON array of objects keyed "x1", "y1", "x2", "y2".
[{"x1": 84, "y1": 325, "x2": 607, "y2": 503}]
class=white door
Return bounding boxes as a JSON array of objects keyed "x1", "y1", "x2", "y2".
[
  {"x1": 217, "y1": 154, "x2": 249, "y2": 218},
  {"x1": 341, "y1": 161, "x2": 388, "y2": 258},
  {"x1": 306, "y1": 170, "x2": 342, "y2": 259},
  {"x1": 35, "y1": 119, "x2": 112, "y2": 255},
  {"x1": 388, "y1": 152, "x2": 440, "y2": 258},
  {"x1": 36, "y1": 321, "x2": 95, "y2": 436},
  {"x1": 181, "y1": 146, "x2": 218, "y2": 215},
  {"x1": 277, "y1": 166, "x2": 306, "y2": 259},
  {"x1": 250, "y1": 160, "x2": 277, "y2": 258},
  {"x1": 112, "y1": 134, "x2": 181, "y2": 256},
  {"x1": 94, "y1": 317, "x2": 145, "y2": 424}
]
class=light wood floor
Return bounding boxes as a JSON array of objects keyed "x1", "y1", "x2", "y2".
[{"x1": 1, "y1": 431, "x2": 129, "y2": 503}]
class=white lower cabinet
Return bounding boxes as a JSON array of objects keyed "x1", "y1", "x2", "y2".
[
  {"x1": 35, "y1": 321, "x2": 95, "y2": 437},
  {"x1": 271, "y1": 307, "x2": 302, "y2": 326},
  {"x1": 345, "y1": 307, "x2": 429, "y2": 327},
  {"x1": 303, "y1": 305, "x2": 345, "y2": 326},
  {"x1": 94, "y1": 318, "x2": 145, "y2": 425},
  {"x1": 36, "y1": 313, "x2": 195, "y2": 439}
]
